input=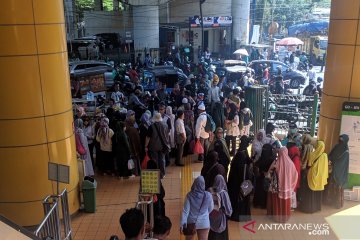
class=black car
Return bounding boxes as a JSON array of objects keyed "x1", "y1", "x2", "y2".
[
  {"x1": 141, "y1": 65, "x2": 187, "y2": 92},
  {"x1": 248, "y1": 60, "x2": 306, "y2": 88}
]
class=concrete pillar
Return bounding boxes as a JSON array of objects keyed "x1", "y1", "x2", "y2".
[
  {"x1": 318, "y1": 0, "x2": 360, "y2": 151},
  {"x1": 133, "y1": 5, "x2": 160, "y2": 51},
  {"x1": 0, "y1": 0, "x2": 79, "y2": 226},
  {"x1": 232, "y1": 0, "x2": 251, "y2": 48}
]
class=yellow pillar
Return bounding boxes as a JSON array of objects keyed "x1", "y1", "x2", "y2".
[
  {"x1": 318, "y1": 0, "x2": 360, "y2": 151},
  {"x1": 0, "y1": 0, "x2": 79, "y2": 226}
]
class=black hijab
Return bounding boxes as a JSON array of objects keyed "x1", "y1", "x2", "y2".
[
  {"x1": 329, "y1": 134, "x2": 350, "y2": 187},
  {"x1": 256, "y1": 143, "x2": 277, "y2": 172}
]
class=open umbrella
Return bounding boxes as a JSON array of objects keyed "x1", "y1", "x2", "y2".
[
  {"x1": 276, "y1": 37, "x2": 304, "y2": 46},
  {"x1": 233, "y1": 48, "x2": 249, "y2": 56}
]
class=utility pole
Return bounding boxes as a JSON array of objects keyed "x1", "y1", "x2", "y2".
[{"x1": 200, "y1": 0, "x2": 206, "y2": 51}]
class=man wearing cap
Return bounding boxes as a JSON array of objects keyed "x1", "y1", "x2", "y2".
[{"x1": 195, "y1": 104, "x2": 209, "y2": 161}]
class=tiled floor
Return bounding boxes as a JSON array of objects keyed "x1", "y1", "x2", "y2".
[{"x1": 71, "y1": 154, "x2": 359, "y2": 240}]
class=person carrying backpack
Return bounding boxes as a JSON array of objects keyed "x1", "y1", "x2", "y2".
[
  {"x1": 239, "y1": 101, "x2": 253, "y2": 137},
  {"x1": 195, "y1": 104, "x2": 210, "y2": 162},
  {"x1": 208, "y1": 175, "x2": 232, "y2": 240}
]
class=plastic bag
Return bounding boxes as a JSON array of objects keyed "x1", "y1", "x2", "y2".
[
  {"x1": 141, "y1": 152, "x2": 150, "y2": 169},
  {"x1": 128, "y1": 159, "x2": 135, "y2": 170},
  {"x1": 193, "y1": 139, "x2": 204, "y2": 155}
]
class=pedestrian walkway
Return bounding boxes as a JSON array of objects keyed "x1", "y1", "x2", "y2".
[{"x1": 71, "y1": 154, "x2": 358, "y2": 240}]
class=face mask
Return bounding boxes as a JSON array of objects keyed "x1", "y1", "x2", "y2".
[{"x1": 290, "y1": 129, "x2": 297, "y2": 134}]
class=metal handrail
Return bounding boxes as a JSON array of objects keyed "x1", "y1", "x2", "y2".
[{"x1": 34, "y1": 189, "x2": 72, "y2": 240}]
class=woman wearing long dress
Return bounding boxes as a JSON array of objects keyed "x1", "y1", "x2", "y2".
[
  {"x1": 114, "y1": 121, "x2": 131, "y2": 178},
  {"x1": 324, "y1": 134, "x2": 349, "y2": 209},
  {"x1": 75, "y1": 119, "x2": 94, "y2": 177},
  {"x1": 287, "y1": 141, "x2": 301, "y2": 209},
  {"x1": 299, "y1": 140, "x2": 329, "y2": 213},
  {"x1": 201, "y1": 151, "x2": 226, "y2": 190},
  {"x1": 253, "y1": 143, "x2": 277, "y2": 208},
  {"x1": 228, "y1": 136, "x2": 252, "y2": 222},
  {"x1": 267, "y1": 147, "x2": 298, "y2": 223},
  {"x1": 208, "y1": 175, "x2": 233, "y2": 240}
]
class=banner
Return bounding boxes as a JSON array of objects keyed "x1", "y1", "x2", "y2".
[
  {"x1": 190, "y1": 16, "x2": 232, "y2": 28},
  {"x1": 340, "y1": 102, "x2": 360, "y2": 188}
]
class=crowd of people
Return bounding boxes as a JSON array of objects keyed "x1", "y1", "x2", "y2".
[{"x1": 73, "y1": 61, "x2": 348, "y2": 240}]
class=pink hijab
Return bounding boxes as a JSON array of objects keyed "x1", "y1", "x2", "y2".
[{"x1": 276, "y1": 147, "x2": 298, "y2": 199}]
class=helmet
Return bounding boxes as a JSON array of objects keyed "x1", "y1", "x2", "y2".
[{"x1": 317, "y1": 77, "x2": 323, "y2": 83}]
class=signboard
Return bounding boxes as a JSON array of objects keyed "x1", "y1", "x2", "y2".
[
  {"x1": 340, "y1": 102, "x2": 360, "y2": 188},
  {"x1": 141, "y1": 170, "x2": 160, "y2": 194},
  {"x1": 48, "y1": 162, "x2": 70, "y2": 184},
  {"x1": 72, "y1": 74, "x2": 106, "y2": 96},
  {"x1": 190, "y1": 16, "x2": 232, "y2": 28}
]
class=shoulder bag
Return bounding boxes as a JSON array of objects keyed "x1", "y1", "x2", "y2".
[
  {"x1": 154, "y1": 123, "x2": 170, "y2": 154},
  {"x1": 240, "y1": 164, "x2": 254, "y2": 197},
  {"x1": 183, "y1": 193, "x2": 205, "y2": 236}
]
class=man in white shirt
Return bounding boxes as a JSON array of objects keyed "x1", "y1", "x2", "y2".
[
  {"x1": 175, "y1": 110, "x2": 186, "y2": 166},
  {"x1": 195, "y1": 104, "x2": 209, "y2": 162},
  {"x1": 307, "y1": 64, "x2": 316, "y2": 82},
  {"x1": 111, "y1": 83, "x2": 125, "y2": 108}
]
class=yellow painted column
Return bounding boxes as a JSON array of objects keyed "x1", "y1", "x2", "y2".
[
  {"x1": 318, "y1": 0, "x2": 360, "y2": 151},
  {"x1": 0, "y1": 0, "x2": 79, "y2": 226}
]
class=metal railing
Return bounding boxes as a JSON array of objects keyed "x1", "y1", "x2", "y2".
[
  {"x1": 136, "y1": 194, "x2": 154, "y2": 239},
  {"x1": 264, "y1": 90, "x2": 320, "y2": 137},
  {"x1": 34, "y1": 189, "x2": 72, "y2": 240}
]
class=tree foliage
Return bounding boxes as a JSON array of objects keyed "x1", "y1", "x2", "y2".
[{"x1": 254, "y1": 0, "x2": 330, "y2": 34}]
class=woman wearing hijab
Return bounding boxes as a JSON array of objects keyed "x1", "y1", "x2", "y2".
[
  {"x1": 208, "y1": 128, "x2": 231, "y2": 160},
  {"x1": 267, "y1": 147, "x2": 298, "y2": 222},
  {"x1": 287, "y1": 141, "x2": 301, "y2": 209},
  {"x1": 251, "y1": 129, "x2": 269, "y2": 163},
  {"x1": 96, "y1": 118, "x2": 114, "y2": 175},
  {"x1": 75, "y1": 119, "x2": 94, "y2": 177},
  {"x1": 201, "y1": 151, "x2": 227, "y2": 190},
  {"x1": 125, "y1": 116, "x2": 142, "y2": 176},
  {"x1": 324, "y1": 134, "x2": 349, "y2": 209},
  {"x1": 82, "y1": 116, "x2": 95, "y2": 168},
  {"x1": 164, "y1": 106, "x2": 176, "y2": 150},
  {"x1": 180, "y1": 176, "x2": 214, "y2": 240},
  {"x1": 225, "y1": 103, "x2": 240, "y2": 156},
  {"x1": 139, "y1": 112, "x2": 152, "y2": 161},
  {"x1": 208, "y1": 175, "x2": 233, "y2": 240},
  {"x1": 183, "y1": 103, "x2": 195, "y2": 156},
  {"x1": 299, "y1": 141, "x2": 328, "y2": 213},
  {"x1": 114, "y1": 121, "x2": 132, "y2": 178},
  {"x1": 239, "y1": 101, "x2": 253, "y2": 137},
  {"x1": 228, "y1": 136, "x2": 252, "y2": 222},
  {"x1": 253, "y1": 143, "x2": 277, "y2": 208}
]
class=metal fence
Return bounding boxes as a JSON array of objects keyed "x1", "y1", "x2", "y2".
[
  {"x1": 34, "y1": 189, "x2": 72, "y2": 240},
  {"x1": 264, "y1": 90, "x2": 320, "y2": 137}
]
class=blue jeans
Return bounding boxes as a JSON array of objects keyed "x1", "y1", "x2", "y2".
[{"x1": 149, "y1": 151, "x2": 166, "y2": 178}]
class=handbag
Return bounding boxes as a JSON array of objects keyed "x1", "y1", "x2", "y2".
[
  {"x1": 183, "y1": 193, "x2": 205, "y2": 236},
  {"x1": 193, "y1": 139, "x2": 204, "y2": 154},
  {"x1": 141, "y1": 151, "x2": 150, "y2": 170},
  {"x1": 240, "y1": 164, "x2": 253, "y2": 197},
  {"x1": 127, "y1": 159, "x2": 135, "y2": 170},
  {"x1": 154, "y1": 123, "x2": 170, "y2": 154},
  {"x1": 75, "y1": 133, "x2": 86, "y2": 155}
]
